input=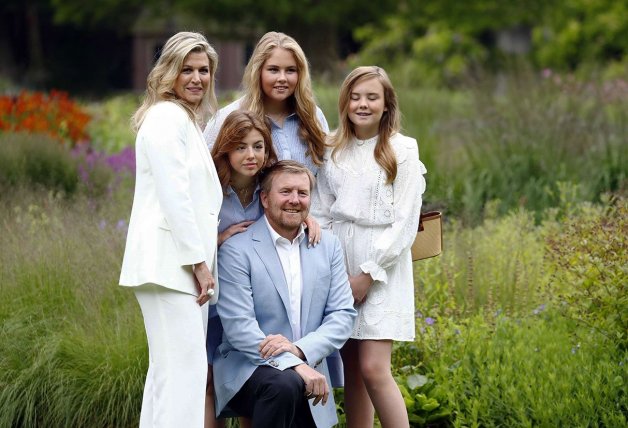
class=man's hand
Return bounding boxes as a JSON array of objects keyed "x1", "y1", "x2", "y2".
[
  {"x1": 259, "y1": 334, "x2": 305, "y2": 360},
  {"x1": 349, "y1": 272, "x2": 373, "y2": 304},
  {"x1": 293, "y1": 364, "x2": 329, "y2": 406},
  {"x1": 193, "y1": 261, "x2": 215, "y2": 305}
]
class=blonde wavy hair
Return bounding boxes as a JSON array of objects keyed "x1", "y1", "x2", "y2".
[
  {"x1": 240, "y1": 31, "x2": 325, "y2": 166},
  {"x1": 132, "y1": 31, "x2": 218, "y2": 132},
  {"x1": 331, "y1": 66, "x2": 400, "y2": 184}
]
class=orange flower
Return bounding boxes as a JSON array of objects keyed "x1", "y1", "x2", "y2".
[{"x1": 1, "y1": 90, "x2": 91, "y2": 145}]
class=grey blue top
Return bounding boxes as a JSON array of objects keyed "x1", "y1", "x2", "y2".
[{"x1": 218, "y1": 185, "x2": 263, "y2": 234}]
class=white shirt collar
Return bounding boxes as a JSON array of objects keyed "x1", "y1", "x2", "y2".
[{"x1": 263, "y1": 215, "x2": 306, "y2": 245}]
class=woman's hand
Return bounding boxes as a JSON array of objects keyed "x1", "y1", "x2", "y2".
[
  {"x1": 349, "y1": 272, "x2": 373, "y2": 304},
  {"x1": 193, "y1": 261, "x2": 215, "y2": 305},
  {"x1": 217, "y1": 220, "x2": 255, "y2": 246},
  {"x1": 304, "y1": 215, "x2": 321, "y2": 248}
]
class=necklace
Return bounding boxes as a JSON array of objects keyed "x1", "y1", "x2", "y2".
[
  {"x1": 356, "y1": 136, "x2": 378, "y2": 146},
  {"x1": 232, "y1": 183, "x2": 255, "y2": 207}
]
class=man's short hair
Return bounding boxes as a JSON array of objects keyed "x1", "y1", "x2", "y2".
[{"x1": 260, "y1": 160, "x2": 316, "y2": 194}]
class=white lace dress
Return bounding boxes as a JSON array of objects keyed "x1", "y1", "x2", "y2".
[{"x1": 312, "y1": 133, "x2": 426, "y2": 341}]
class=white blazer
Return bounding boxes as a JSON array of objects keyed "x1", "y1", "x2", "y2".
[{"x1": 120, "y1": 101, "x2": 223, "y2": 303}]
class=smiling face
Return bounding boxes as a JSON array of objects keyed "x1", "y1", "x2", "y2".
[
  {"x1": 260, "y1": 48, "x2": 298, "y2": 107},
  {"x1": 173, "y1": 51, "x2": 211, "y2": 107},
  {"x1": 261, "y1": 171, "x2": 311, "y2": 240},
  {"x1": 228, "y1": 129, "x2": 266, "y2": 181},
  {"x1": 348, "y1": 77, "x2": 387, "y2": 140}
]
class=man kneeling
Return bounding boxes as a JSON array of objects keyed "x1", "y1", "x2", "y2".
[{"x1": 213, "y1": 160, "x2": 356, "y2": 428}]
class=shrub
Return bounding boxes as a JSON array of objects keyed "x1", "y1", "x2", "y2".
[
  {"x1": 0, "y1": 91, "x2": 90, "y2": 146},
  {"x1": 0, "y1": 132, "x2": 80, "y2": 194},
  {"x1": 84, "y1": 94, "x2": 139, "y2": 153},
  {"x1": 544, "y1": 195, "x2": 628, "y2": 348},
  {"x1": 431, "y1": 312, "x2": 627, "y2": 427},
  {"x1": 0, "y1": 132, "x2": 134, "y2": 199}
]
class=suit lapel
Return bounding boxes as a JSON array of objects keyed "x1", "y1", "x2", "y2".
[
  {"x1": 192, "y1": 123, "x2": 220, "y2": 184},
  {"x1": 251, "y1": 220, "x2": 293, "y2": 323},
  {"x1": 299, "y1": 236, "x2": 315, "y2": 334}
]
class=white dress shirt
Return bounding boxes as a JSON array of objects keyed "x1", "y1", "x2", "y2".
[{"x1": 264, "y1": 215, "x2": 305, "y2": 341}]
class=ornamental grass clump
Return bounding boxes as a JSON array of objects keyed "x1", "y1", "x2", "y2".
[
  {"x1": 0, "y1": 190, "x2": 144, "y2": 428},
  {"x1": 0, "y1": 132, "x2": 80, "y2": 194}
]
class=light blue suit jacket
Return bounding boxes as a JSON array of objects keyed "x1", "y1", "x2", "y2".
[{"x1": 214, "y1": 217, "x2": 356, "y2": 428}]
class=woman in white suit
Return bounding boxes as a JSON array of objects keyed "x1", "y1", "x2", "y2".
[{"x1": 119, "y1": 31, "x2": 223, "y2": 428}]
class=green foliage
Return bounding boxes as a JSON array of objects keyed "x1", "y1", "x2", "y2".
[
  {"x1": 84, "y1": 94, "x2": 139, "y2": 153},
  {"x1": 391, "y1": 72, "x2": 628, "y2": 224},
  {"x1": 354, "y1": 18, "x2": 488, "y2": 86},
  {"x1": 353, "y1": 1, "x2": 628, "y2": 85},
  {"x1": 429, "y1": 312, "x2": 627, "y2": 427},
  {"x1": 0, "y1": 132, "x2": 118, "y2": 198},
  {"x1": 404, "y1": 197, "x2": 628, "y2": 426},
  {"x1": 0, "y1": 132, "x2": 79, "y2": 194},
  {"x1": 396, "y1": 368, "x2": 451, "y2": 427},
  {"x1": 544, "y1": 195, "x2": 628, "y2": 348},
  {"x1": 0, "y1": 190, "x2": 141, "y2": 428},
  {"x1": 414, "y1": 209, "x2": 546, "y2": 323},
  {"x1": 1, "y1": 186, "x2": 627, "y2": 426},
  {"x1": 532, "y1": 0, "x2": 628, "y2": 69}
]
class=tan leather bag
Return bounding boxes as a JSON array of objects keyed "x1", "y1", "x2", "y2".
[{"x1": 411, "y1": 211, "x2": 443, "y2": 261}]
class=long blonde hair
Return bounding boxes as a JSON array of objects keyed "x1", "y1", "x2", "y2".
[
  {"x1": 331, "y1": 66, "x2": 400, "y2": 184},
  {"x1": 132, "y1": 31, "x2": 218, "y2": 131},
  {"x1": 241, "y1": 31, "x2": 325, "y2": 166}
]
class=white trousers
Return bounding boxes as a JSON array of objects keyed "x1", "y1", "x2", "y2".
[{"x1": 135, "y1": 284, "x2": 208, "y2": 428}]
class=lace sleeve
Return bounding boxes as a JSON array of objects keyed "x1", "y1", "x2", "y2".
[
  {"x1": 311, "y1": 156, "x2": 336, "y2": 230},
  {"x1": 360, "y1": 136, "x2": 426, "y2": 283}
]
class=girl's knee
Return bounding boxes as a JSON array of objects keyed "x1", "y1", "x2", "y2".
[{"x1": 359, "y1": 358, "x2": 391, "y2": 385}]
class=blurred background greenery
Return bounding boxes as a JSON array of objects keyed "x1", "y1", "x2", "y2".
[{"x1": 1, "y1": 1, "x2": 627, "y2": 427}]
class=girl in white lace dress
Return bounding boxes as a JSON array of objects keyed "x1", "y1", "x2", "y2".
[{"x1": 312, "y1": 66, "x2": 426, "y2": 428}]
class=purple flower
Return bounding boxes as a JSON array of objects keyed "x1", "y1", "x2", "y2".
[
  {"x1": 106, "y1": 146, "x2": 136, "y2": 175},
  {"x1": 98, "y1": 220, "x2": 107, "y2": 230},
  {"x1": 532, "y1": 304, "x2": 546, "y2": 315},
  {"x1": 425, "y1": 317, "x2": 435, "y2": 326},
  {"x1": 116, "y1": 219, "x2": 128, "y2": 231}
]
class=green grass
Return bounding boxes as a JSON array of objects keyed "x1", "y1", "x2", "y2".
[
  {"x1": 1, "y1": 187, "x2": 626, "y2": 426},
  {"x1": 0, "y1": 190, "x2": 142, "y2": 428}
]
